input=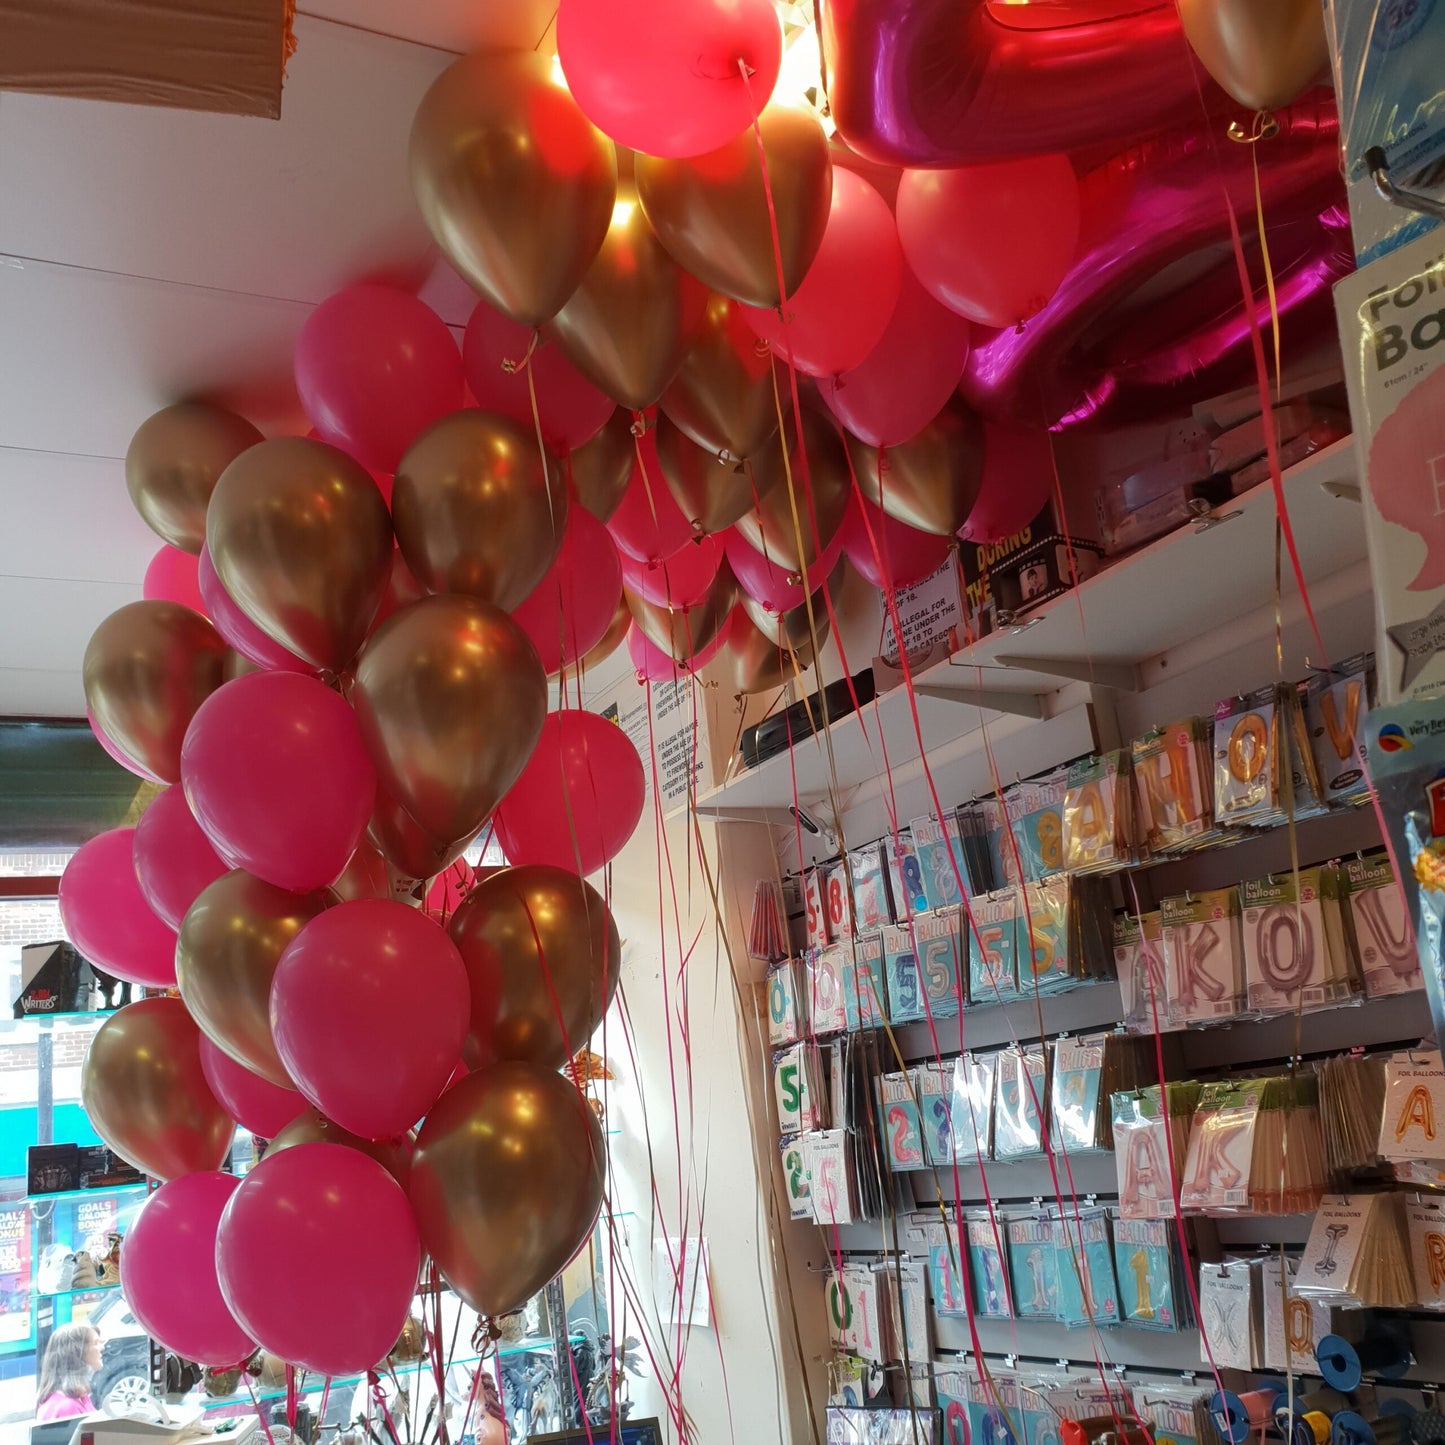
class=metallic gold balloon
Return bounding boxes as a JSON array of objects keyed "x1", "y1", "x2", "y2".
[
  {"x1": 125, "y1": 403, "x2": 263, "y2": 554},
  {"x1": 655, "y1": 415, "x2": 754, "y2": 538},
  {"x1": 81, "y1": 997, "x2": 234, "y2": 1180},
  {"x1": 579, "y1": 597, "x2": 630, "y2": 672},
  {"x1": 566, "y1": 410, "x2": 635, "y2": 524},
  {"x1": 352, "y1": 596, "x2": 547, "y2": 848},
  {"x1": 848, "y1": 403, "x2": 985, "y2": 537},
  {"x1": 736, "y1": 408, "x2": 851, "y2": 569},
  {"x1": 448, "y1": 865, "x2": 621, "y2": 1071},
  {"x1": 176, "y1": 869, "x2": 332, "y2": 1087},
  {"x1": 726, "y1": 563, "x2": 838, "y2": 694},
  {"x1": 265, "y1": 1107, "x2": 413, "y2": 1186},
  {"x1": 660, "y1": 293, "x2": 788, "y2": 469},
  {"x1": 550, "y1": 193, "x2": 708, "y2": 411},
  {"x1": 720, "y1": 609, "x2": 795, "y2": 696},
  {"x1": 408, "y1": 1062, "x2": 605, "y2": 1316},
  {"x1": 331, "y1": 841, "x2": 392, "y2": 903},
  {"x1": 392, "y1": 410, "x2": 566, "y2": 611},
  {"x1": 1178, "y1": 0, "x2": 1328, "y2": 111},
  {"x1": 409, "y1": 50, "x2": 617, "y2": 326},
  {"x1": 83, "y1": 601, "x2": 228, "y2": 784},
  {"x1": 367, "y1": 783, "x2": 473, "y2": 883},
  {"x1": 206, "y1": 437, "x2": 394, "y2": 672},
  {"x1": 624, "y1": 564, "x2": 736, "y2": 663},
  {"x1": 636, "y1": 104, "x2": 833, "y2": 310}
]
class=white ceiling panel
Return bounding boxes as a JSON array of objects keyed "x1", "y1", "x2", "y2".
[
  {"x1": 298, "y1": 0, "x2": 557, "y2": 56},
  {"x1": 0, "y1": 576, "x2": 138, "y2": 674},
  {"x1": 0, "y1": 668, "x2": 87, "y2": 719}
]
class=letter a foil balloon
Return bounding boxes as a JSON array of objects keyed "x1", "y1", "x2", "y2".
[
  {"x1": 408, "y1": 1064, "x2": 605, "y2": 1316},
  {"x1": 81, "y1": 998, "x2": 234, "y2": 1180}
]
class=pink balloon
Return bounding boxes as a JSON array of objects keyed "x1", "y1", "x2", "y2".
[
  {"x1": 123, "y1": 1172, "x2": 253, "y2": 1366},
  {"x1": 143, "y1": 546, "x2": 207, "y2": 616},
  {"x1": 217, "y1": 1142, "x2": 420, "y2": 1376},
  {"x1": 181, "y1": 672, "x2": 376, "y2": 893},
  {"x1": 199, "y1": 1038, "x2": 306, "y2": 1139},
  {"x1": 557, "y1": 0, "x2": 782, "y2": 159},
  {"x1": 511, "y1": 508, "x2": 624, "y2": 675},
  {"x1": 197, "y1": 545, "x2": 311, "y2": 674},
  {"x1": 896, "y1": 155, "x2": 1081, "y2": 330},
  {"x1": 839, "y1": 491, "x2": 950, "y2": 590},
  {"x1": 723, "y1": 528, "x2": 842, "y2": 614},
  {"x1": 958, "y1": 423, "x2": 1055, "y2": 544},
  {"x1": 294, "y1": 285, "x2": 464, "y2": 472},
  {"x1": 88, "y1": 708, "x2": 165, "y2": 784},
  {"x1": 133, "y1": 786, "x2": 229, "y2": 931},
  {"x1": 605, "y1": 430, "x2": 695, "y2": 563},
  {"x1": 493, "y1": 711, "x2": 645, "y2": 875},
  {"x1": 743, "y1": 170, "x2": 902, "y2": 378},
  {"x1": 625, "y1": 621, "x2": 726, "y2": 682},
  {"x1": 620, "y1": 533, "x2": 723, "y2": 608},
  {"x1": 272, "y1": 901, "x2": 471, "y2": 1140},
  {"x1": 59, "y1": 829, "x2": 178, "y2": 987},
  {"x1": 463, "y1": 303, "x2": 613, "y2": 454},
  {"x1": 817, "y1": 269, "x2": 971, "y2": 447}
]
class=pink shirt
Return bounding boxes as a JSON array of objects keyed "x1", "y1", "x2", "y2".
[{"x1": 37, "y1": 1392, "x2": 93, "y2": 1420}]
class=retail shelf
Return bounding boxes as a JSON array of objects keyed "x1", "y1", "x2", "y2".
[
  {"x1": 692, "y1": 438, "x2": 1363, "y2": 821},
  {"x1": 26, "y1": 1182, "x2": 147, "y2": 1204},
  {"x1": 11, "y1": 1010, "x2": 120, "y2": 1024}
]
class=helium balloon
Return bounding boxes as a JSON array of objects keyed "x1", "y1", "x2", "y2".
[
  {"x1": 581, "y1": 598, "x2": 632, "y2": 673},
  {"x1": 620, "y1": 534, "x2": 723, "y2": 609},
  {"x1": 352, "y1": 596, "x2": 547, "y2": 848},
  {"x1": 742, "y1": 170, "x2": 901, "y2": 377},
  {"x1": 410, "y1": 50, "x2": 617, "y2": 326},
  {"x1": 272, "y1": 901, "x2": 471, "y2": 1140},
  {"x1": 510, "y1": 507, "x2": 623, "y2": 677},
  {"x1": 722, "y1": 599, "x2": 830, "y2": 695},
  {"x1": 196, "y1": 545, "x2": 310, "y2": 674},
  {"x1": 655, "y1": 416, "x2": 756, "y2": 539},
  {"x1": 143, "y1": 546, "x2": 206, "y2": 615},
  {"x1": 331, "y1": 841, "x2": 392, "y2": 903},
  {"x1": 264, "y1": 1108, "x2": 413, "y2": 1187},
  {"x1": 367, "y1": 782, "x2": 473, "y2": 884},
  {"x1": 636, "y1": 102, "x2": 832, "y2": 309},
  {"x1": 839, "y1": 491, "x2": 951, "y2": 590},
  {"x1": 198, "y1": 1039, "x2": 306, "y2": 1140},
  {"x1": 182, "y1": 672, "x2": 376, "y2": 893},
  {"x1": 624, "y1": 564, "x2": 737, "y2": 661},
  {"x1": 392, "y1": 410, "x2": 566, "y2": 612},
  {"x1": 176, "y1": 869, "x2": 332, "y2": 1087},
  {"x1": 817, "y1": 269, "x2": 972, "y2": 447},
  {"x1": 492, "y1": 712, "x2": 645, "y2": 877},
  {"x1": 60, "y1": 828, "x2": 179, "y2": 988},
  {"x1": 83, "y1": 601, "x2": 227, "y2": 783},
  {"x1": 958, "y1": 423, "x2": 1056, "y2": 544},
  {"x1": 89, "y1": 707, "x2": 161, "y2": 782},
  {"x1": 408, "y1": 1064, "x2": 604, "y2": 1315},
  {"x1": 723, "y1": 526, "x2": 841, "y2": 614},
  {"x1": 627, "y1": 617, "x2": 727, "y2": 682},
  {"x1": 1178, "y1": 0, "x2": 1328, "y2": 111},
  {"x1": 206, "y1": 437, "x2": 393, "y2": 672},
  {"x1": 81, "y1": 998, "x2": 234, "y2": 1180},
  {"x1": 217, "y1": 1143, "x2": 420, "y2": 1376},
  {"x1": 849, "y1": 402, "x2": 985, "y2": 536},
  {"x1": 558, "y1": 0, "x2": 782, "y2": 158},
  {"x1": 606, "y1": 429, "x2": 696, "y2": 563},
  {"x1": 122, "y1": 1172, "x2": 252, "y2": 1365},
  {"x1": 896, "y1": 156, "x2": 1081, "y2": 330},
  {"x1": 736, "y1": 408, "x2": 851, "y2": 569},
  {"x1": 125, "y1": 403, "x2": 263, "y2": 554},
  {"x1": 462, "y1": 303, "x2": 613, "y2": 455},
  {"x1": 567, "y1": 410, "x2": 635, "y2": 524},
  {"x1": 550, "y1": 196, "x2": 707, "y2": 412},
  {"x1": 133, "y1": 785, "x2": 228, "y2": 931}
]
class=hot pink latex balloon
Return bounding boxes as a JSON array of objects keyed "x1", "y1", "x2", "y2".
[
  {"x1": 493, "y1": 711, "x2": 645, "y2": 875},
  {"x1": 839, "y1": 492, "x2": 950, "y2": 590},
  {"x1": 199, "y1": 1038, "x2": 306, "y2": 1139},
  {"x1": 511, "y1": 507, "x2": 623, "y2": 675},
  {"x1": 123, "y1": 1172, "x2": 253, "y2": 1366},
  {"x1": 606, "y1": 430, "x2": 696, "y2": 563},
  {"x1": 817, "y1": 270, "x2": 971, "y2": 447},
  {"x1": 896, "y1": 156, "x2": 1081, "y2": 330},
  {"x1": 217, "y1": 1143, "x2": 420, "y2": 1376},
  {"x1": 295, "y1": 285, "x2": 464, "y2": 473},
  {"x1": 181, "y1": 672, "x2": 376, "y2": 893},
  {"x1": 463, "y1": 303, "x2": 614, "y2": 454},
  {"x1": 143, "y1": 546, "x2": 207, "y2": 616},
  {"x1": 60, "y1": 828, "x2": 178, "y2": 987},
  {"x1": 626, "y1": 621, "x2": 726, "y2": 681},
  {"x1": 557, "y1": 0, "x2": 782, "y2": 158},
  {"x1": 271, "y1": 901, "x2": 472, "y2": 1140},
  {"x1": 723, "y1": 528, "x2": 842, "y2": 614},
  {"x1": 742, "y1": 170, "x2": 902, "y2": 378},
  {"x1": 621, "y1": 534, "x2": 724, "y2": 608},
  {"x1": 957, "y1": 423, "x2": 1055, "y2": 544},
  {"x1": 133, "y1": 785, "x2": 229, "y2": 931},
  {"x1": 197, "y1": 545, "x2": 311, "y2": 674},
  {"x1": 89, "y1": 709, "x2": 165, "y2": 784}
]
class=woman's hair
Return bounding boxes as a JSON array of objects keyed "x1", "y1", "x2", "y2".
[{"x1": 37, "y1": 1323, "x2": 96, "y2": 1404}]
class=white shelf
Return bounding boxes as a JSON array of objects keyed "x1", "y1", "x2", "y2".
[{"x1": 694, "y1": 439, "x2": 1364, "y2": 820}]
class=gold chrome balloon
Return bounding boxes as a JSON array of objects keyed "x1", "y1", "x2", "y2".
[
  {"x1": 566, "y1": 409, "x2": 635, "y2": 523},
  {"x1": 366, "y1": 782, "x2": 473, "y2": 884},
  {"x1": 655, "y1": 414, "x2": 755, "y2": 538},
  {"x1": 125, "y1": 403, "x2": 263, "y2": 554},
  {"x1": 408, "y1": 1063, "x2": 605, "y2": 1316},
  {"x1": 206, "y1": 437, "x2": 393, "y2": 672},
  {"x1": 410, "y1": 51, "x2": 617, "y2": 326},
  {"x1": 330, "y1": 841, "x2": 392, "y2": 903},
  {"x1": 265, "y1": 1107, "x2": 413, "y2": 1187},
  {"x1": 83, "y1": 601, "x2": 228, "y2": 784},
  {"x1": 176, "y1": 869, "x2": 332, "y2": 1087},
  {"x1": 392, "y1": 410, "x2": 566, "y2": 611},
  {"x1": 624, "y1": 563, "x2": 736, "y2": 662},
  {"x1": 736, "y1": 408, "x2": 851, "y2": 570},
  {"x1": 81, "y1": 998, "x2": 234, "y2": 1180},
  {"x1": 1178, "y1": 0, "x2": 1328, "y2": 112},
  {"x1": 848, "y1": 402, "x2": 985, "y2": 537}
]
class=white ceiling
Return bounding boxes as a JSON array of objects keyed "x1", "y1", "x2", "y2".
[{"x1": 0, "y1": 2, "x2": 556, "y2": 716}]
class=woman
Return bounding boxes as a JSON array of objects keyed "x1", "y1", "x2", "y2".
[{"x1": 36, "y1": 1323, "x2": 100, "y2": 1420}]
